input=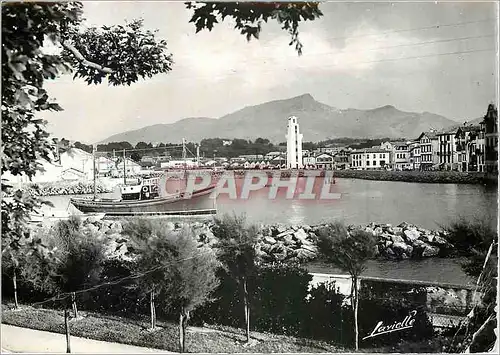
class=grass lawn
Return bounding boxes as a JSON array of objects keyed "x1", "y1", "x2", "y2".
[{"x1": 1, "y1": 304, "x2": 345, "y2": 353}]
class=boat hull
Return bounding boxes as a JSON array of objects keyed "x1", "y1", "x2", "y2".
[{"x1": 70, "y1": 186, "x2": 216, "y2": 216}]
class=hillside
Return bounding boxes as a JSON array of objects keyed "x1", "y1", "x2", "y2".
[{"x1": 98, "y1": 94, "x2": 457, "y2": 144}]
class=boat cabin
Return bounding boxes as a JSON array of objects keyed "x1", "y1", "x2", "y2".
[{"x1": 120, "y1": 178, "x2": 160, "y2": 201}]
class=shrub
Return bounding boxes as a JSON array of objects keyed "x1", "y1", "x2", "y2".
[{"x1": 302, "y1": 281, "x2": 351, "y2": 344}]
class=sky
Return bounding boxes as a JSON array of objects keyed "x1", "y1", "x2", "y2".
[{"x1": 41, "y1": 0, "x2": 499, "y2": 143}]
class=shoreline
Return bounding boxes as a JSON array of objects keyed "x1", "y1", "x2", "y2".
[
  {"x1": 9, "y1": 169, "x2": 497, "y2": 197},
  {"x1": 330, "y1": 169, "x2": 497, "y2": 185}
]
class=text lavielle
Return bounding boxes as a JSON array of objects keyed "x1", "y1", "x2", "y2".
[{"x1": 362, "y1": 310, "x2": 417, "y2": 340}]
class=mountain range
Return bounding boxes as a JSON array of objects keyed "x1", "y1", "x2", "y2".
[{"x1": 98, "y1": 94, "x2": 463, "y2": 145}]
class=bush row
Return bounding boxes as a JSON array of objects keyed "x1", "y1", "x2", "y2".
[{"x1": 2, "y1": 258, "x2": 434, "y2": 349}]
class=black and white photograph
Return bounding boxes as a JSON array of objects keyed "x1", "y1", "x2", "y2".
[{"x1": 1, "y1": 0, "x2": 498, "y2": 353}]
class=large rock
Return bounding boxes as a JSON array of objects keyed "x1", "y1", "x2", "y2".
[
  {"x1": 422, "y1": 245, "x2": 440, "y2": 257},
  {"x1": 275, "y1": 225, "x2": 287, "y2": 234},
  {"x1": 431, "y1": 235, "x2": 448, "y2": 246},
  {"x1": 373, "y1": 227, "x2": 383, "y2": 236},
  {"x1": 392, "y1": 227, "x2": 403, "y2": 235},
  {"x1": 380, "y1": 233, "x2": 392, "y2": 241},
  {"x1": 390, "y1": 235, "x2": 405, "y2": 244},
  {"x1": 404, "y1": 228, "x2": 421, "y2": 243},
  {"x1": 392, "y1": 241, "x2": 409, "y2": 253},
  {"x1": 421, "y1": 234, "x2": 435, "y2": 243},
  {"x1": 283, "y1": 234, "x2": 296, "y2": 246},
  {"x1": 263, "y1": 236, "x2": 277, "y2": 244},
  {"x1": 276, "y1": 230, "x2": 294, "y2": 239},
  {"x1": 294, "y1": 228, "x2": 308, "y2": 240}
]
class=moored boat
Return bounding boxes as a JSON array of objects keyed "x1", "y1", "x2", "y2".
[{"x1": 70, "y1": 178, "x2": 216, "y2": 217}]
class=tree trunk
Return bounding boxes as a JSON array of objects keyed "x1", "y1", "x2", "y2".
[
  {"x1": 242, "y1": 277, "x2": 250, "y2": 343},
  {"x1": 71, "y1": 292, "x2": 78, "y2": 319},
  {"x1": 13, "y1": 271, "x2": 18, "y2": 309},
  {"x1": 179, "y1": 307, "x2": 190, "y2": 353},
  {"x1": 64, "y1": 309, "x2": 71, "y2": 353},
  {"x1": 179, "y1": 312, "x2": 184, "y2": 353},
  {"x1": 150, "y1": 289, "x2": 156, "y2": 330},
  {"x1": 353, "y1": 276, "x2": 359, "y2": 351}
]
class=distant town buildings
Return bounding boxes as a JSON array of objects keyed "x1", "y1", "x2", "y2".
[
  {"x1": 481, "y1": 104, "x2": 498, "y2": 174},
  {"x1": 349, "y1": 148, "x2": 390, "y2": 170},
  {"x1": 286, "y1": 116, "x2": 303, "y2": 169},
  {"x1": 416, "y1": 131, "x2": 439, "y2": 171}
]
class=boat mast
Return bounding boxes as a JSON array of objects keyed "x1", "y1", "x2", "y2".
[
  {"x1": 123, "y1": 148, "x2": 126, "y2": 185},
  {"x1": 182, "y1": 138, "x2": 187, "y2": 188},
  {"x1": 196, "y1": 144, "x2": 200, "y2": 167},
  {"x1": 93, "y1": 145, "x2": 97, "y2": 201},
  {"x1": 182, "y1": 138, "x2": 187, "y2": 169}
]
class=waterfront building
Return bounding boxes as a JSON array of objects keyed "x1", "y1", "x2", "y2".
[
  {"x1": 481, "y1": 104, "x2": 498, "y2": 174},
  {"x1": 238, "y1": 154, "x2": 264, "y2": 162},
  {"x1": 286, "y1": 116, "x2": 304, "y2": 169},
  {"x1": 265, "y1": 151, "x2": 284, "y2": 160},
  {"x1": 416, "y1": 132, "x2": 439, "y2": 170},
  {"x1": 381, "y1": 141, "x2": 411, "y2": 170},
  {"x1": 314, "y1": 152, "x2": 335, "y2": 170},
  {"x1": 97, "y1": 156, "x2": 116, "y2": 176},
  {"x1": 116, "y1": 157, "x2": 142, "y2": 175},
  {"x1": 455, "y1": 124, "x2": 482, "y2": 172},
  {"x1": 349, "y1": 148, "x2": 390, "y2": 170},
  {"x1": 409, "y1": 142, "x2": 421, "y2": 170},
  {"x1": 303, "y1": 155, "x2": 316, "y2": 168},
  {"x1": 59, "y1": 147, "x2": 95, "y2": 180},
  {"x1": 334, "y1": 150, "x2": 350, "y2": 170},
  {"x1": 60, "y1": 167, "x2": 87, "y2": 181},
  {"x1": 437, "y1": 129, "x2": 459, "y2": 171}
]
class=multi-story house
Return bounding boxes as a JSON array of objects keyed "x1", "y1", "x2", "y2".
[
  {"x1": 380, "y1": 141, "x2": 413, "y2": 170},
  {"x1": 333, "y1": 150, "x2": 350, "y2": 170},
  {"x1": 349, "y1": 148, "x2": 390, "y2": 170},
  {"x1": 481, "y1": 104, "x2": 498, "y2": 174},
  {"x1": 437, "y1": 129, "x2": 459, "y2": 171},
  {"x1": 315, "y1": 152, "x2": 335, "y2": 170},
  {"x1": 455, "y1": 124, "x2": 482, "y2": 172},
  {"x1": 408, "y1": 142, "x2": 421, "y2": 170},
  {"x1": 303, "y1": 155, "x2": 316, "y2": 167},
  {"x1": 417, "y1": 132, "x2": 439, "y2": 170}
]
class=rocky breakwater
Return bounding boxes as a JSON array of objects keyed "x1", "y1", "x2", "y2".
[
  {"x1": 255, "y1": 222, "x2": 455, "y2": 263},
  {"x1": 71, "y1": 218, "x2": 456, "y2": 263},
  {"x1": 256, "y1": 224, "x2": 319, "y2": 264},
  {"x1": 361, "y1": 222, "x2": 455, "y2": 260},
  {"x1": 22, "y1": 181, "x2": 114, "y2": 196}
]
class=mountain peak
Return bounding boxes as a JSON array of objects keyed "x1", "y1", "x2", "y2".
[
  {"x1": 374, "y1": 104, "x2": 396, "y2": 110},
  {"x1": 290, "y1": 93, "x2": 315, "y2": 102}
]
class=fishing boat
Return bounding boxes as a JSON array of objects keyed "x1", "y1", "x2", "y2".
[
  {"x1": 70, "y1": 139, "x2": 217, "y2": 217},
  {"x1": 69, "y1": 181, "x2": 216, "y2": 217}
]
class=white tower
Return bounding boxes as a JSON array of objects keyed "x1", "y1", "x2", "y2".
[{"x1": 286, "y1": 116, "x2": 303, "y2": 169}]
